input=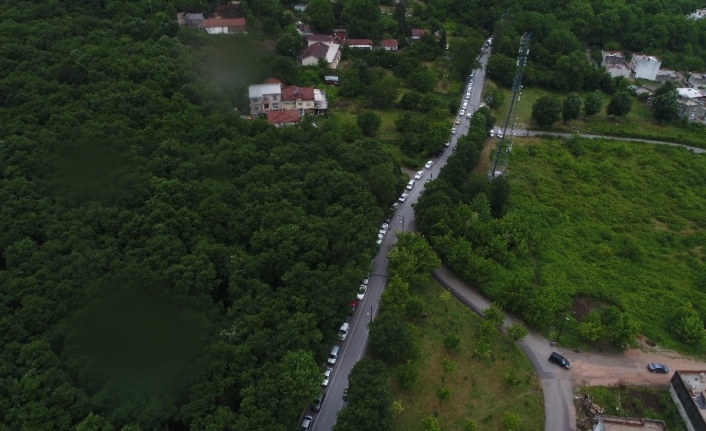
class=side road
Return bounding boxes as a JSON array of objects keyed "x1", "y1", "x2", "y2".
[{"x1": 433, "y1": 264, "x2": 706, "y2": 431}]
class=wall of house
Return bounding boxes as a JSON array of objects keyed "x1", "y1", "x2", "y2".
[{"x1": 302, "y1": 57, "x2": 319, "y2": 67}]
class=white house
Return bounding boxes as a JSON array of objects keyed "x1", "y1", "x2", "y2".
[
  {"x1": 688, "y1": 8, "x2": 706, "y2": 19},
  {"x1": 294, "y1": 3, "x2": 307, "y2": 12},
  {"x1": 601, "y1": 50, "x2": 631, "y2": 78},
  {"x1": 203, "y1": 18, "x2": 247, "y2": 34},
  {"x1": 249, "y1": 83, "x2": 283, "y2": 116},
  {"x1": 343, "y1": 39, "x2": 373, "y2": 50},
  {"x1": 676, "y1": 88, "x2": 706, "y2": 122},
  {"x1": 381, "y1": 39, "x2": 398, "y2": 51},
  {"x1": 630, "y1": 54, "x2": 661, "y2": 81},
  {"x1": 670, "y1": 370, "x2": 706, "y2": 430},
  {"x1": 688, "y1": 72, "x2": 706, "y2": 88},
  {"x1": 301, "y1": 42, "x2": 341, "y2": 68}
]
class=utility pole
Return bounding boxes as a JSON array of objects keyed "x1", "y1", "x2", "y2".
[
  {"x1": 556, "y1": 317, "x2": 569, "y2": 343},
  {"x1": 488, "y1": 32, "x2": 531, "y2": 180}
]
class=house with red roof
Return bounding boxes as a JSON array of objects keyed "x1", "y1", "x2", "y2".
[
  {"x1": 249, "y1": 80, "x2": 328, "y2": 117},
  {"x1": 333, "y1": 29, "x2": 347, "y2": 41},
  {"x1": 343, "y1": 39, "x2": 373, "y2": 50},
  {"x1": 267, "y1": 110, "x2": 299, "y2": 127},
  {"x1": 381, "y1": 39, "x2": 398, "y2": 50},
  {"x1": 307, "y1": 34, "x2": 335, "y2": 46},
  {"x1": 411, "y1": 28, "x2": 428, "y2": 41},
  {"x1": 203, "y1": 18, "x2": 247, "y2": 34},
  {"x1": 301, "y1": 41, "x2": 341, "y2": 68}
]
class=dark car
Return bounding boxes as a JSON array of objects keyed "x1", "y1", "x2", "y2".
[
  {"x1": 647, "y1": 363, "x2": 669, "y2": 374},
  {"x1": 436, "y1": 149, "x2": 444, "y2": 158},
  {"x1": 311, "y1": 392, "x2": 326, "y2": 412},
  {"x1": 548, "y1": 352, "x2": 570, "y2": 369}
]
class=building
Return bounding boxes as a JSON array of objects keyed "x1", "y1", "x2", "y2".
[
  {"x1": 343, "y1": 39, "x2": 373, "y2": 49},
  {"x1": 307, "y1": 34, "x2": 335, "y2": 46},
  {"x1": 656, "y1": 68, "x2": 683, "y2": 84},
  {"x1": 630, "y1": 54, "x2": 662, "y2": 81},
  {"x1": 324, "y1": 75, "x2": 339, "y2": 85},
  {"x1": 333, "y1": 29, "x2": 347, "y2": 41},
  {"x1": 688, "y1": 72, "x2": 706, "y2": 88},
  {"x1": 411, "y1": 29, "x2": 428, "y2": 41},
  {"x1": 670, "y1": 370, "x2": 706, "y2": 431},
  {"x1": 595, "y1": 415, "x2": 667, "y2": 431},
  {"x1": 248, "y1": 80, "x2": 328, "y2": 117},
  {"x1": 203, "y1": 18, "x2": 247, "y2": 34},
  {"x1": 381, "y1": 39, "x2": 398, "y2": 51},
  {"x1": 249, "y1": 83, "x2": 283, "y2": 116},
  {"x1": 688, "y1": 8, "x2": 706, "y2": 19},
  {"x1": 601, "y1": 50, "x2": 631, "y2": 78},
  {"x1": 267, "y1": 110, "x2": 299, "y2": 127},
  {"x1": 294, "y1": 3, "x2": 306, "y2": 12},
  {"x1": 677, "y1": 88, "x2": 706, "y2": 122},
  {"x1": 301, "y1": 42, "x2": 341, "y2": 68}
]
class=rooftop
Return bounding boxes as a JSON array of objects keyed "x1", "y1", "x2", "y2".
[
  {"x1": 203, "y1": 18, "x2": 246, "y2": 28},
  {"x1": 381, "y1": 39, "x2": 398, "y2": 47},
  {"x1": 308, "y1": 34, "x2": 334, "y2": 43},
  {"x1": 632, "y1": 53, "x2": 661, "y2": 62},
  {"x1": 596, "y1": 415, "x2": 666, "y2": 431},
  {"x1": 263, "y1": 77, "x2": 282, "y2": 84},
  {"x1": 676, "y1": 370, "x2": 706, "y2": 422},
  {"x1": 267, "y1": 110, "x2": 299, "y2": 124},
  {"x1": 344, "y1": 39, "x2": 373, "y2": 46},
  {"x1": 302, "y1": 41, "x2": 329, "y2": 60},
  {"x1": 248, "y1": 83, "x2": 281, "y2": 99},
  {"x1": 602, "y1": 50, "x2": 625, "y2": 57},
  {"x1": 678, "y1": 88, "x2": 706, "y2": 99},
  {"x1": 282, "y1": 85, "x2": 315, "y2": 101}
]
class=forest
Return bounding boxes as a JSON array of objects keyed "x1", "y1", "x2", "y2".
[{"x1": 0, "y1": 0, "x2": 405, "y2": 429}]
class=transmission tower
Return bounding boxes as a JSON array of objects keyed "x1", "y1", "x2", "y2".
[{"x1": 488, "y1": 32, "x2": 531, "y2": 180}]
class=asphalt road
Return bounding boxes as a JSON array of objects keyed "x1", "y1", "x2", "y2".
[{"x1": 309, "y1": 48, "x2": 492, "y2": 431}]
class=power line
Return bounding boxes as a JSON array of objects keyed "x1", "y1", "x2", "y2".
[{"x1": 488, "y1": 32, "x2": 531, "y2": 180}]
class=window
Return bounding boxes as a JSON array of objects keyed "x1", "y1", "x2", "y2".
[
  {"x1": 264, "y1": 104, "x2": 269, "y2": 109},
  {"x1": 253, "y1": 107, "x2": 260, "y2": 112},
  {"x1": 272, "y1": 95, "x2": 278, "y2": 101},
  {"x1": 272, "y1": 104, "x2": 279, "y2": 109}
]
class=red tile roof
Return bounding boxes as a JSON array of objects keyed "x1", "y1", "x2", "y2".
[
  {"x1": 344, "y1": 39, "x2": 373, "y2": 46},
  {"x1": 308, "y1": 34, "x2": 334, "y2": 43},
  {"x1": 281, "y1": 85, "x2": 315, "y2": 101},
  {"x1": 263, "y1": 77, "x2": 282, "y2": 84},
  {"x1": 267, "y1": 110, "x2": 299, "y2": 124},
  {"x1": 203, "y1": 18, "x2": 246, "y2": 28},
  {"x1": 333, "y1": 29, "x2": 347, "y2": 39},
  {"x1": 411, "y1": 28, "x2": 427, "y2": 37},
  {"x1": 381, "y1": 39, "x2": 398, "y2": 47},
  {"x1": 301, "y1": 42, "x2": 329, "y2": 60}
]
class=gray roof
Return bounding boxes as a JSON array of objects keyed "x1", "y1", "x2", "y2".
[{"x1": 248, "y1": 83, "x2": 282, "y2": 99}]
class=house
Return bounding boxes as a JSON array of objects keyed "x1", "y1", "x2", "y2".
[
  {"x1": 301, "y1": 42, "x2": 341, "y2": 68},
  {"x1": 630, "y1": 54, "x2": 662, "y2": 81},
  {"x1": 670, "y1": 370, "x2": 706, "y2": 430},
  {"x1": 267, "y1": 110, "x2": 299, "y2": 127},
  {"x1": 656, "y1": 68, "x2": 683, "y2": 84},
  {"x1": 313, "y1": 89, "x2": 328, "y2": 115},
  {"x1": 381, "y1": 39, "x2": 398, "y2": 51},
  {"x1": 249, "y1": 83, "x2": 283, "y2": 116},
  {"x1": 333, "y1": 29, "x2": 347, "y2": 41},
  {"x1": 281, "y1": 86, "x2": 316, "y2": 116},
  {"x1": 595, "y1": 416, "x2": 666, "y2": 431},
  {"x1": 183, "y1": 13, "x2": 204, "y2": 28},
  {"x1": 294, "y1": 3, "x2": 306, "y2": 12},
  {"x1": 677, "y1": 88, "x2": 706, "y2": 122},
  {"x1": 411, "y1": 29, "x2": 428, "y2": 41},
  {"x1": 688, "y1": 8, "x2": 706, "y2": 19},
  {"x1": 203, "y1": 18, "x2": 247, "y2": 34},
  {"x1": 307, "y1": 34, "x2": 335, "y2": 46},
  {"x1": 324, "y1": 75, "x2": 339, "y2": 85},
  {"x1": 601, "y1": 50, "x2": 631, "y2": 78},
  {"x1": 688, "y1": 72, "x2": 706, "y2": 88},
  {"x1": 263, "y1": 77, "x2": 282, "y2": 85},
  {"x1": 343, "y1": 39, "x2": 373, "y2": 49}
]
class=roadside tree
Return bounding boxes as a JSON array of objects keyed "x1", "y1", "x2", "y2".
[
  {"x1": 606, "y1": 91, "x2": 631, "y2": 118},
  {"x1": 486, "y1": 54, "x2": 517, "y2": 87},
  {"x1": 583, "y1": 90, "x2": 603, "y2": 119},
  {"x1": 652, "y1": 85, "x2": 679, "y2": 124},
  {"x1": 369, "y1": 312, "x2": 417, "y2": 361},
  {"x1": 531, "y1": 95, "x2": 561, "y2": 127},
  {"x1": 562, "y1": 92, "x2": 581, "y2": 123}
]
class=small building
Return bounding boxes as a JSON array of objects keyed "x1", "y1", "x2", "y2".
[
  {"x1": 313, "y1": 88, "x2": 328, "y2": 115},
  {"x1": 381, "y1": 39, "x2": 398, "y2": 51},
  {"x1": 301, "y1": 42, "x2": 341, "y2": 68},
  {"x1": 656, "y1": 68, "x2": 683, "y2": 84},
  {"x1": 294, "y1": 3, "x2": 307, "y2": 12},
  {"x1": 688, "y1": 72, "x2": 706, "y2": 88},
  {"x1": 677, "y1": 88, "x2": 706, "y2": 122},
  {"x1": 670, "y1": 370, "x2": 706, "y2": 430},
  {"x1": 281, "y1": 85, "x2": 316, "y2": 116},
  {"x1": 203, "y1": 18, "x2": 247, "y2": 34},
  {"x1": 595, "y1": 415, "x2": 667, "y2": 431},
  {"x1": 688, "y1": 8, "x2": 706, "y2": 19},
  {"x1": 249, "y1": 83, "x2": 283, "y2": 116},
  {"x1": 411, "y1": 28, "x2": 428, "y2": 41},
  {"x1": 333, "y1": 28, "x2": 347, "y2": 41},
  {"x1": 184, "y1": 13, "x2": 204, "y2": 28},
  {"x1": 630, "y1": 54, "x2": 662, "y2": 81},
  {"x1": 267, "y1": 110, "x2": 299, "y2": 127},
  {"x1": 263, "y1": 77, "x2": 282, "y2": 85},
  {"x1": 601, "y1": 50, "x2": 631, "y2": 78},
  {"x1": 343, "y1": 39, "x2": 373, "y2": 50},
  {"x1": 324, "y1": 75, "x2": 339, "y2": 85},
  {"x1": 307, "y1": 34, "x2": 335, "y2": 46}
]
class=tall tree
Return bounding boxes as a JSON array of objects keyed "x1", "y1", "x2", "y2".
[
  {"x1": 562, "y1": 92, "x2": 581, "y2": 123},
  {"x1": 583, "y1": 90, "x2": 603, "y2": 119},
  {"x1": 606, "y1": 91, "x2": 632, "y2": 118},
  {"x1": 531, "y1": 95, "x2": 561, "y2": 127},
  {"x1": 652, "y1": 89, "x2": 679, "y2": 124},
  {"x1": 341, "y1": 0, "x2": 382, "y2": 39},
  {"x1": 307, "y1": 0, "x2": 336, "y2": 33}
]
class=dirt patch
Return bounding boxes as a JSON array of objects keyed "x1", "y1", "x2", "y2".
[
  {"x1": 650, "y1": 218, "x2": 670, "y2": 231},
  {"x1": 472, "y1": 138, "x2": 495, "y2": 176},
  {"x1": 571, "y1": 296, "x2": 605, "y2": 322}
]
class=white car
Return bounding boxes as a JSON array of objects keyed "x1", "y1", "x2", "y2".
[
  {"x1": 425, "y1": 160, "x2": 433, "y2": 169},
  {"x1": 406, "y1": 179, "x2": 415, "y2": 190},
  {"x1": 380, "y1": 223, "x2": 388, "y2": 231},
  {"x1": 497, "y1": 130, "x2": 503, "y2": 139},
  {"x1": 379, "y1": 226, "x2": 387, "y2": 235},
  {"x1": 455, "y1": 117, "x2": 461, "y2": 125},
  {"x1": 414, "y1": 170, "x2": 423, "y2": 180},
  {"x1": 378, "y1": 233, "x2": 384, "y2": 240},
  {"x1": 451, "y1": 127, "x2": 456, "y2": 135},
  {"x1": 445, "y1": 141, "x2": 451, "y2": 147},
  {"x1": 362, "y1": 277, "x2": 369, "y2": 285},
  {"x1": 465, "y1": 93, "x2": 470, "y2": 100},
  {"x1": 398, "y1": 193, "x2": 408, "y2": 202},
  {"x1": 322, "y1": 368, "x2": 332, "y2": 387},
  {"x1": 489, "y1": 130, "x2": 495, "y2": 138},
  {"x1": 459, "y1": 109, "x2": 466, "y2": 116},
  {"x1": 462, "y1": 102, "x2": 468, "y2": 109},
  {"x1": 376, "y1": 238, "x2": 382, "y2": 245},
  {"x1": 391, "y1": 202, "x2": 399, "y2": 210},
  {"x1": 357, "y1": 285, "x2": 367, "y2": 300}
]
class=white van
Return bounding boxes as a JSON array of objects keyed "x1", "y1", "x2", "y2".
[
  {"x1": 339, "y1": 323, "x2": 350, "y2": 341},
  {"x1": 406, "y1": 179, "x2": 415, "y2": 190},
  {"x1": 327, "y1": 346, "x2": 340, "y2": 365},
  {"x1": 465, "y1": 112, "x2": 472, "y2": 119}
]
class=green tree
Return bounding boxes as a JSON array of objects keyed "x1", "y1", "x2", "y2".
[
  {"x1": 394, "y1": 359, "x2": 419, "y2": 390},
  {"x1": 307, "y1": 0, "x2": 336, "y2": 33},
  {"x1": 422, "y1": 414, "x2": 442, "y2": 431},
  {"x1": 606, "y1": 91, "x2": 632, "y2": 118},
  {"x1": 555, "y1": 52, "x2": 592, "y2": 91},
  {"x1": 502, "y1": 412, "x2": 522, "y2": 431},
  {"x1": 562, "y1": 92, "x2": 581, "y2": 123},
  {"x1": 652, "y1": 87, "x2": 679, "y2": 124},
  {"x1": 672, "y1": 303, "x2": 706, "y2": 346},
  {"x1": 399, "y1": 91, "x2": 422, "y2": 109},
  {"x1": 357, "y1": 111, "x2": 382, "y2": 136},
  {"x1": 275, "y1": 27, "x2": 302, "y2": 58},
  {"x1": 450, "y1": 37, "x2": 482, "y2": 81},
  {"x1": 341, "y1": 0, "x2": 382, "y2": 39},
  {"x1": 507, "y1": 323, "x2": 528, "y2": 342},
  {"x1": 486, "y1": 54, "x2": 517, "y2": 87},
  {"x1": 463, "y1": 419, "x2": 478, "y2": 431},
  {"x1": 435, "y1": 387, "x2": 451, "y2": 405},
  {"x1": 369, "y1": 76, "x2": 400, "y2": 108},
  {"x1": 484, "y1": 302, "x2": 506, "y2": 328},
  {"x1": 381, "y1": 275, "x2": 411, "y2": 315},
  {"x1": 583, "y1": 90, "x2": 603, "y2": 119},
  {"x1": 531, "y1": 95, "x2": 561, "y2": 127},
  {"x1": 443, "y1": 333, "x2": 461, "y2": 351},
  {"x1": 278, "y1": 350, "x2": 322, "y2": 418},
  {"x1": 409, "y1": 68, "x2": 438, "y2": 93},
  {"x1": 369, "y1": 312, "x2": 417, "y2": 361}
]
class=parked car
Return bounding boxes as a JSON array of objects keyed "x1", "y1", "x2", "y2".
[
  {"x1": 425, "y1": 160, "x2": 433, "y2": 169},
  {"x1": 459, "y1": 109, "x2": 466, "y2": 116},
  {"x1": 349, "y1": 299, "x2": 358, "y2": 314},
  {"x1": 391, "y1": 202, "x2": 399, "y2": 210},
  {"x1": 462, "y1": 102, "x2": 468, "y2": 109},
  {"x1": 398, "y1": 193, "x2": 408, "y2": 202},
  {"x1": 311, "y1": 391, "x2": 326, "y2": 412},
  {"x1": 451, "y1": 127, "x2": 456, "y2": 135},
  {"x1": 357, "y1": 284, "x2": 367, "y2": 300},
  {"x1": 497, "y1": 130, "x2": 503, "y2": 139},
  {"x1": 414, "y1": 170, "x2": 423, "y2": 180},
  {"x1": 548, "y1": 352, "x2": 570, "y2": 369},
  {"x1": 466, "y1": 112, "x2": 472, "y2": 119},
  {"x1": 327, "y1": 345, "x2": 339, "y2": 365},
  {"x1": 322, "y1": 368, "x2": 332, "y2": 386},
  {"x1": 455, "y1": 117, "x2": 461, "y2": 125},
  {"x1": 299, "y1": 415, "x2": 313, "y2": 431},
  {"x1": 647, "y1": 363, "x2": 669, "y2": 373},
  {"x1": 436, "y1": 149, "x2": 444, "y2": 158},
  {"x1": 445, "y1": 141, "x2": 451, "y2": 147},
  {"x1": 338, "y1": 322, "x2": 350, "y2": 340},
  {"x1": 489, "y1": 130, "x2": 495, "y2": 138},
  {"x1": 406, "y1": 179, "x2": 415, "y2": 190},
  {"x1": 362, "y1": 277, "x2": 369, "y2": 285}
]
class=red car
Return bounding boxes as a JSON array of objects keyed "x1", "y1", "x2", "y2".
[{"x1": 349, "y1": 299, "x2": 358, "y2": 315}]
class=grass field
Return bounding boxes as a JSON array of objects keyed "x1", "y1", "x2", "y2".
[
  {"x1": 575, "y1": 386, "x2": 686, "y2": 431},
  {"x1": 485, "y1": 83, "x2": 706, "y2": 149},
  {"x1": 389, "y1": 280, "x2": 544, "y2": 431},
  {"x1": 507, "y1": 137, "x2": 706, "y2": 352}
]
